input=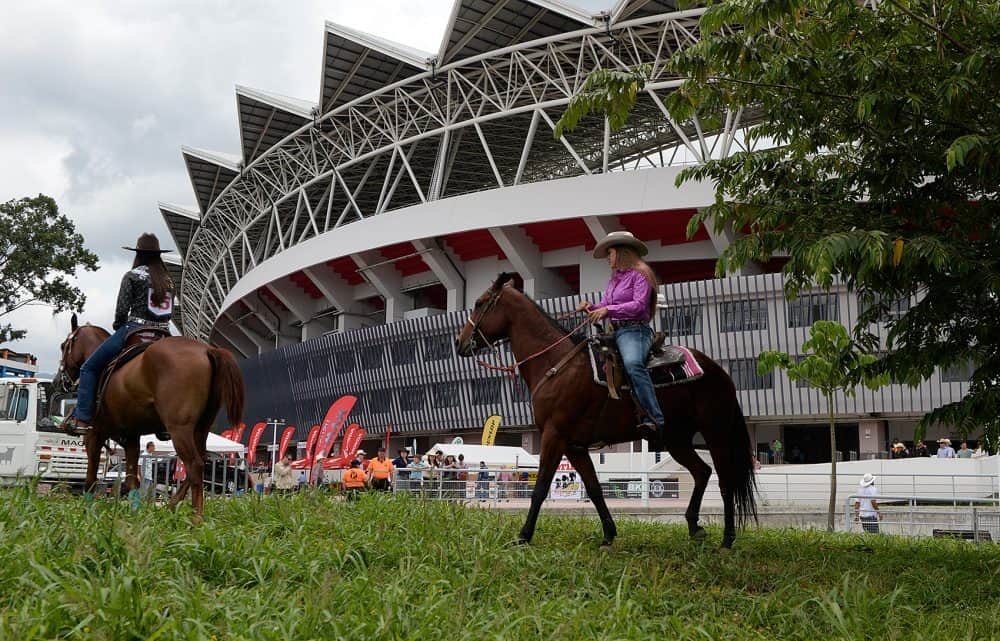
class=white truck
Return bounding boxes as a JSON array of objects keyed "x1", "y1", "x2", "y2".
[{"x1": 0, "y1": 376, "x2": 98, "y2": 489}]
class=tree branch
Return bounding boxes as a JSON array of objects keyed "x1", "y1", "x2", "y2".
[{"x1": 884, "y1": 0, "x2": 970, "y2": 53}]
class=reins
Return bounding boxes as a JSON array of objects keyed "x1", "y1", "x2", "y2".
[{"x1": 475, "y1": 309, "x2": 591, "y2": 379}]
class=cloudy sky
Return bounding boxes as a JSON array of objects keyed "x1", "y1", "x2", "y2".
[{"x1": 1, "y1": 0, "x2": 610, "y2": 373}]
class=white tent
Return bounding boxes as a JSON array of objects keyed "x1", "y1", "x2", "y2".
[
  {"x1": 113, "y1": 433, "x2": 245, "y2": 456},
  {"x1": 426, "y1": 443, "x2": 538, "y2": 468}
]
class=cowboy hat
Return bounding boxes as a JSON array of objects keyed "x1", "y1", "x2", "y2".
[
  {"x1": 859, "y1": 473, "x2": 877, "y2": 487},
  {"x1": 937, "y1": 438, "x2": 952, "y2": 445},
  {"x1": 592, "y1": 231, "x2": 648, "y2": 259},
  {"x1": 123, "y1": 233, "x2": 171, "y2": 253}
]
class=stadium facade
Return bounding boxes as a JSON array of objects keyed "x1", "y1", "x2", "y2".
[{"x1": 161, "y1": 0, "x2": 971, "y2": 462}]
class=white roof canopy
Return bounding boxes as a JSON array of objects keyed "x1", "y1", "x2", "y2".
[{"x1": 427, "y1": 443, "x2": 539, "y2": 467}]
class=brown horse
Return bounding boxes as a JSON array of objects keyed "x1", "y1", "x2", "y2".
[
  {"x1": 56, "y1": 314, "x2": 244, "y2": 520},
  {"x1": 456, "y1": 274, "x2": 757, "y2": 548}
]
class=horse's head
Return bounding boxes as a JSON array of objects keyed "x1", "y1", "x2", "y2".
[
  {"x1": 54, "y1": 313, "x2": 109, "y2": 391},
  {"x1": 455, "y1": 273, "x2": 517, "y2": 357}
]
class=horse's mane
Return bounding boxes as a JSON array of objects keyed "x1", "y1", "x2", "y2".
[{"x1": 492, "y1": 272, "x2": 586, "y2": 346}]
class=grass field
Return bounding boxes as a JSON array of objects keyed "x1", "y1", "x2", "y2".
[{"x1": 1, "y1": 487, "x2": 998, "y2": 641}]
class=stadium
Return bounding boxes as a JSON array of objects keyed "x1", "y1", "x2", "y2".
[{"x1": 161, "y1": 0, "x2": 970, "y2": 462}]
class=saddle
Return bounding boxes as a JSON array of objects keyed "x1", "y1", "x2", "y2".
[
  {"x1": 94, "y1": 327, "x2": 169, "y2": 414},
  {"x1": 589, "y1": 332, "x2": 704, "y2": 401}
]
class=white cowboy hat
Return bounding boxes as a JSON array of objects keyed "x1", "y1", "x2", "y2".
[
  {"x1": 937, "y1": 438, "x2": 951, "y2": 445},
  {"x1": 859, "y1": 473, "x2": 877, "y2": 487},
  {"x1": 592, "y1": 231, "x2": 648, "y2": 259}
]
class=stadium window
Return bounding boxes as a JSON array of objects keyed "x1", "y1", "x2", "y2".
[
  {"x1": 358, "y1": 344, "x2": 384, "y2": 370},
  {"x1": 364, "y1": 390, "x2": 391, "y2": 415},
  {"x1": 423, "y1": 334, "x2": 453, "y2": 361},
  {"x1": 863, "y1": 293, "x2": 911, "y2": 323},
  {"x1": 397, "y1": 385, "x2": 426, "y2": 412},
  {"x1": 389, "y1": 339, "x2": 418, "y2": 366},
  {"x1": 332, "y1": 351, "x2": 356, "y2": 374},
  {"x1": 472, "y1": 378, "x2": 501, "y2": 405},
  {"x1": 941, "y1": 360, "x2": 974, "y2": 383},
  {"x1": 310, "y1": 356, "x2": 329, "y2": 377},
  {"x1": 787, "y1": 293, "x2": 840, "y2": 327},
  {"x1": 508, "y1": 377, "x2": 530, "y2": 404},
  {"x1": 726, "y1": 358, "x2": 774, "y2": 390},
  {"x1": 432, "y1": 382, "x2": 461, "y2": 408},
  {"x1": 659, "y1": 304, "x2": 703, "y2": 338},
  {"x1": 718, "y1": 299, "x2": 768, "y2": 332}
]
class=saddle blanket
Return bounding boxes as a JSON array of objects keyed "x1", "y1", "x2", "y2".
[{"x1": 589, "y1": 342, "x2": 704, "y2": 389}]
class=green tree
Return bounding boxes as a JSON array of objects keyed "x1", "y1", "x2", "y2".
[
  {"x1": 556, "y1": 0, "x2": 999, "y2": 441},
  {"x1": 0, "y1": 195, "x2": 99, "y2": 342},
  {"x1": 759, "y1": 321, "x2": 888, "y2": 531}
]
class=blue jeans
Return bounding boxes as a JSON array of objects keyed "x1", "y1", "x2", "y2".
[
  {"x1": 615, "y1": 324, "x2": 664, "y2": 426},
  {"x1": 75, "y1": 323, "x2": 138, "y2": 421}
]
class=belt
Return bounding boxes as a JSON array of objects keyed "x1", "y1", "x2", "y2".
[
  {"x1": 128, "y1": 317, "x2": 170, "y2": 329},
  {"x1": 610, "y1": 319, "x2": 650, "y2": 330}
]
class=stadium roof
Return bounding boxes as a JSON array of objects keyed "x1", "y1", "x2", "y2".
[
  {"x1": 158, "y1": 202, "x2": 200, "y2": 259},
  {"x1": 181, "y1": 146, "x2": 241, "y2": 214},
  {"x1": 235, "y1": 85, "x2": 315, "y2": 165},
  {"x1": 437, "y1": 0, "x2": 595, "y2": 65},
  {"x1": 319, "y1": 22, "x2": 432, "y2": 114},
  {"x1": 610, "y1": 0, "x2": 680, "y2": 23}
]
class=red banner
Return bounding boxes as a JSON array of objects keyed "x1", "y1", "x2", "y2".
[
  {"x1": 342, "y1": 424, "x2": 364, "y2": 460},
  {"x1": 246, "y1": 422, "x2": 267, "y2": 465},
  {"x1": 277, "y1": 426, "x2": 296, "y2": 461},
  {"x1": 232, "y1": 422, "x2": 247, "y2": 444},
  {"x1": 314, "y1": 395, "x2": 357, "y2": 460},
  {"x1": 304, "y1": 425, "x2": 321, "y2": 461},
  {"x1": 385, "y1": 423, "x2": 392, "y2": 451},
  {"x1": 174, "y1": 460, "x2": 186, "y2": 482}
]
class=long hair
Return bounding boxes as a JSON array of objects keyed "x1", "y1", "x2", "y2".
[
  {"x1": 132, "y1": 252, "x2": 174, "y2": 305},
  {"x1": 610, "y1": 246, "x2": 658, "y2": 316}
]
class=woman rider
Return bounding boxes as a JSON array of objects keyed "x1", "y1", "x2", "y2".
[
  {"x1": 62, "y1": 234, "x2": 174, "y2": 435},
  {"x1": 577, "y1": 231, "x2": 664, "y2": 441}
]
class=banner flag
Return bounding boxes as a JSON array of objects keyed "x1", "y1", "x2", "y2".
[
  {"x1": 174, "y1": 460, "x2": 186, "y2": 482},
  {"x1": 314, "y1": 395, "x2": 357, "y2": 460},
  {"x1": 481, "y1": 415, "x2": 502, "y2": 446},
  {"x1": 385, "y1": 423, "x2": 392, "y2": 451},
  {"x1": 219, "y1": 429, "x2": 233, "y2": 441},
  {"x1": 304, "y1": 425, "x2": 321, "y2": 462},
  {"x1": 246, "y1": 422, "x2": 267, "y2": 465},
  {"x1": 341, "y1": 424, "x2": 364, "y2": 460},
  {"x1": 233, "y1": 422, "x2": 247, "y2": 444},
  {"x1": 277, "y1": 426, "x2": 296, "y2": 461}
]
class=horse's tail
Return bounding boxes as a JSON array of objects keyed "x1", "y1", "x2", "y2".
[
  {"x1": 207, "y1": 347, "x2": 245, "y2": 428},
  {"x1": 729, "y1": 402, "x2": 758, "y2": 527}
]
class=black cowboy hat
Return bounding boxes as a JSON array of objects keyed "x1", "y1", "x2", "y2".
[{"x1": 123, "y1": 233, "x2": 171, "y2": 254}]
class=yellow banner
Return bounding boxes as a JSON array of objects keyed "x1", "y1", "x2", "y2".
[{"x1": 481, "y1": 415, "x2": 502, "y2": 446}]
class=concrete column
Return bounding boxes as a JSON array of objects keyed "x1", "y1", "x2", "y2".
[
  {"x1": 352, "y1": 251, "x2": 413, "y2": 322},
  {"x1": 858, "y1": 420, "x2": 887, "y2": 458},
  {"x1": 412, "y1": 238, "x2": 465, "y2": 311},
  {"x1": 489, "y1": 226, "x2": 571, "y2": 300},
  {"x1": 698, "y1": 207, "x2": 762, "y2": 275}
]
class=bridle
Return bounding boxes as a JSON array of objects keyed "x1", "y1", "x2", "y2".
[
  {"x1": 54, "y1": 328, "x2": 82, "y2": 393},
  {"x1": 465, "y1": 287, "x2": 591, "y2": 379}
]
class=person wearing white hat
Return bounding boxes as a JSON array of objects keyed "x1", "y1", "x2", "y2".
[
  {"x1": 854, "y1": 473, "x2": 880, "y2": 533},
  {"x1": 577, "y1": 231, "x2": 664, "y2": 441},
  {"x1": 936, "y1": 438, "x2": 955, "y2": 458}
]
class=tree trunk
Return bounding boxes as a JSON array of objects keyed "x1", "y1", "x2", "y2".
[{"x1": 827, "y1": 399, "x2": 837, "y2": 532}]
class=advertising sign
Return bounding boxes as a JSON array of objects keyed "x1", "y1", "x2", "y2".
[{"x1": 481, "y1": 415, "x2": 501, "y2": 446}]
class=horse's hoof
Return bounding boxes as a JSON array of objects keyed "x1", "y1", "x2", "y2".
[
  {"x1": 511, "y1": 536, "x2": 530, "y2": 547},
  {"x1": 690, "y1": 527, "x2": 707, "y2": 541},
  {"x1": 191, "y1": 514, "x2": 204, "y2": 526},
  {"x1": 599, "y1": 540, "x2": 613, "y2": 549},
  {"x1": 720, "y1": 539, "x2": 735, "y2": 551}
]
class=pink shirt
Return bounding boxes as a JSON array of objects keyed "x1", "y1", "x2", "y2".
[{"x1": 591, "y1": 269, "x2": 653, "y2": 321}]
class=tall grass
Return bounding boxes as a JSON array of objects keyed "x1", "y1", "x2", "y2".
[{"x1": 1, "y1": 487, "x2": 997, "y2": 640}]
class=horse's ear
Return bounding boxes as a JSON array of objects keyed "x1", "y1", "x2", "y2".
[
  {"x1": 70, "y1": 313, "x2": 78, "y2": 332},
  {"x1": 491, "y1": 272, "x2": 512, "y2": 291}
]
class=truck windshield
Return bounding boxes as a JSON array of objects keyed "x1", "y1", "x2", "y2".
[
  {"x1": 36, "y1": 382, "x2": 63, "y2": 433},
  {"x1": 0, "y1": 382, "x2": 14, "y2": 420}
]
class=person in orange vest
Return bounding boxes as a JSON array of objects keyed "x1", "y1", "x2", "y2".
[
  {"x1": 367, "y1": 447, "x2": 395, "y2": 492},
  {"x1": 341, "y1": 459, "x2": 367, "y2": 501}
]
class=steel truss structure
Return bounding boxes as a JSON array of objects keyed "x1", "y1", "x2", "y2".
[{"x1": 175, "y1": 3, "x2": 763, "y2": 343}]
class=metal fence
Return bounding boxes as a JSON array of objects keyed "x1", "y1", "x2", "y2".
[
  {"x1": 842, "y1": 494, "x2": 1000, "y2": 543},
  {"x1": 103, "y1": 454, "x2": 252, "y2": 499}
]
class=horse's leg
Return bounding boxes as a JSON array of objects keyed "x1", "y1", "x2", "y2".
[
  {"x1": 668, "y1": 444, "x2": 712, "y2": 541},
  {"x1": 517, "y1": 428, "x2": 564, "y2": 545},
  {"x1": 123, "y1": 436, "x2": 141, "y2": 492},
  {"x1": 83, "y1": 430, "x2": 102, "y2": 498},
  {"x1": 565, "y1": 446, "x2": 616, "y2": 547},
  {"x1": 170, "y1": 429, "x2": 205, "y2": 524},
  {"x1": 168, "y1": 478, "x2": 190, "y2": 510}
]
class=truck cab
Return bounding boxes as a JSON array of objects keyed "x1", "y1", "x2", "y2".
[{"x1": 0, "y1": 377, "x2": 93, "y2": 487}]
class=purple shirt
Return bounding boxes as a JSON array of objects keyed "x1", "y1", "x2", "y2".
[{"x1": 592, "y1": 269, "x2": 653, "y2": 321}]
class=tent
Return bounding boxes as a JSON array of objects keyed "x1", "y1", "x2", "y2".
[
  {"x1": 113, "y1": 433, "x2": 245, "y2": 457},
  {"x1": 426, "y1": 443, "x2": 538, "y2": 468}
]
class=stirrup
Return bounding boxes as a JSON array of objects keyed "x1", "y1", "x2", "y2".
[
  {"x1": 62, "y1": 416, "x2": 91, "y2": 436},
  {"x1": 637, "y1": 420, "x2": 660, "y2": 441},
  {"x1": 155, "y1": 431, "x2": 171, "y2": 441}
]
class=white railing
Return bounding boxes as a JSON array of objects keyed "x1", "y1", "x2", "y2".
[{"x1": 842, "y1": 494, "x2": 1000, "y2": 542}]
